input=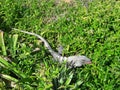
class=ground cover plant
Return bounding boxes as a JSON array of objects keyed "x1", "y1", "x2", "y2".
[{"x1": 0, "y1": 0, "x2": 120, "y2": 89}]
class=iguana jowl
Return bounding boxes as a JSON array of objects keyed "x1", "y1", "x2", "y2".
[{"x1": 13, "y1": 28, "x2": 91, "y2": 68}]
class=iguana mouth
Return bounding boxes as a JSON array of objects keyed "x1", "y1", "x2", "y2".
[{"x1": 85, "y1": 61, "x2": 92, "y2": 64}]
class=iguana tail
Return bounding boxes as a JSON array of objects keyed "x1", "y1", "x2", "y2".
[{"x1": 13, "y1": 28, "x2": 53, "y2": 53}]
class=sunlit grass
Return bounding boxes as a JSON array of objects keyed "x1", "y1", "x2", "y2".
[{"x1": 0, "y1": 0, "x2": 120, "y2": 89}]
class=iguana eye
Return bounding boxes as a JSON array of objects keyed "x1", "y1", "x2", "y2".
[{"x1": 81, "y1": 59, "x2": 86, "y2": 63}]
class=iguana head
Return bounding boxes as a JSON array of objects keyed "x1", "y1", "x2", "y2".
[{"x1": 67, "y1": 56, "x2": 91, "y2": 68}]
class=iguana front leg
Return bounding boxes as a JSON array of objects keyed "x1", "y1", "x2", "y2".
[{"x1": 57, "y1": 45, "x2": 63, "y2": 55}]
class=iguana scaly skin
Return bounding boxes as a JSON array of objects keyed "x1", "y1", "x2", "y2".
[{"x1": 13, "y1": 28, "x2": 91, "y2": 68}]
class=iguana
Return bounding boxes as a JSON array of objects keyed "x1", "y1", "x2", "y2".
[{"x1": 13, "y1": 28, "x2": 91, "y2": 68}]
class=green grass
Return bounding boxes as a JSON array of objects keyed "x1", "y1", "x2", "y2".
[{"x1": 0, "y1": 0, "x2": 120, "y2": 89}]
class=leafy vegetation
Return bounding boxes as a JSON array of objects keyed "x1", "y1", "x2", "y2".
[{"x1": 0, "y1": 0, "x2": 120, "y2": 89}]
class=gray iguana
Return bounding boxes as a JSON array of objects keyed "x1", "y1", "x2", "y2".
[{"x1": 13, "y1": 28, "x2": 91, "y2": 68}]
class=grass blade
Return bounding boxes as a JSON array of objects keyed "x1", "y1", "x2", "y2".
[
  {"x1": 12, "y1": 34, "x2": 18, "y2": 55},
  {"x1": 0, "y1": 30, "x2": 7, "y2": 56},
  {"x1": 65, "y1": 72, "x2": 74, "y2": 86},
  {"x1": 0, "y1": 74, "x2": 18, "y2": 82},
  {"x1": 0, "y1": 56, "x2": 26, "y2": 79}
]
